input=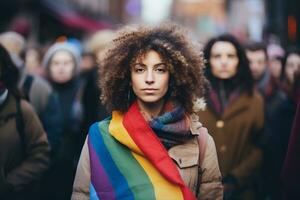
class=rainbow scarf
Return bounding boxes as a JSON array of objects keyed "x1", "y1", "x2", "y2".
[{"x1": 88, "y1": 101, "x2": 196, "y2": 200}]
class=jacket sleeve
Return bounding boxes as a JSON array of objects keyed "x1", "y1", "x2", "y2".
[
  {"x1": 230, "y1": 94, "x2": 264, "y2": 187},
  {"x1": 6, "y1": 100, "x2": 50, "y2": 191},
  {"x1": 199, "y1": 135, "x2": 223, "y2": 200},
  {"x1": 72, "y1": 137, "x2": 90, "y2": 200}
]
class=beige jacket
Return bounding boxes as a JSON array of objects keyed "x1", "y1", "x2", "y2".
[{"x1": 72, "y1": 116, "x2": 223, "y2": 200}]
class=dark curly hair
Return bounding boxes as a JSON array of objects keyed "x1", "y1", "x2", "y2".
[
  {"x1": 203, "y1": 34, "x2": 254, "y2": 95},
  {"x1": 99, "y1": 23, "x2": 208, "y2": 114},
  {"x1": 0, "y1": 44, "x2": 20, "y2": 98}
]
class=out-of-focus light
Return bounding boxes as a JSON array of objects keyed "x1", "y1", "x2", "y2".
[
  {"x1": 126, "y1": 0, "x2": 141, "y2": 16},
  {"x1": 141, "y1": 0, "x2": 173, "y2": 24},
  {"x1": 288, "y1": 15, "x2": 297, "y2": 42}
]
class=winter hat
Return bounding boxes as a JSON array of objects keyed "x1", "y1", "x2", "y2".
[
  {"x1": 42, "y1": 42, "x2": 81, "y2": 73},
  {"x1": 267, "y1": 43, "x2": 285, "y2": 59}
]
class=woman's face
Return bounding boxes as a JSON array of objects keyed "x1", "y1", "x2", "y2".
[
  {"x1": 285, "y1": 53, "x2": 300, "y2": 84},
  {"x1": 49, "y1": 51, "x2": 75, "y2": 83},
  {"x1": 131, "y1": 50, "x2": 170, "y2": 106},
  {"x1": 210, "y1": 41, "x2": 239, "y2": 79}
]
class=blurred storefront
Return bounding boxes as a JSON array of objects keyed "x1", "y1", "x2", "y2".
[{"x1": 0, "y1": 0, "x2": 298, "y2": 47}]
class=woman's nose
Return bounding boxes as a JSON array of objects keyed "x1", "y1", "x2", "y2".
[{"x1": 145, "y1": 71, "x2": 154, "y2": 84}]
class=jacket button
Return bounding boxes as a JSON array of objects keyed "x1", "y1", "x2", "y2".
[
  {"x1": 220, "y1": 145, "x2": 227, "y2": 153},
  {"x1": 216, "y1": 120, "x2": 224, "y2": 128}
]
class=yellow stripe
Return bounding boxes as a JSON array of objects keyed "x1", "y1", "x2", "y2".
[{"x1": 110, "y1": 111, "x2": 183, "y2": 200}]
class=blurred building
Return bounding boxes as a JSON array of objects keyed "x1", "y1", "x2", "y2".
[
  {"x1": 0, "y1": 0, "x2": 298, "y2": 47},
  {"x1": 265, "y1": 0, "x2": 300, "y2": 47}
]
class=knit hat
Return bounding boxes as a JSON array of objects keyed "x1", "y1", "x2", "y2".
[
  {"x1": 42, "y1": 42, "x2": 81, "y2": 73},
  {"x1": 267, "y1": 43, "x2": 285, "y2": 59}
]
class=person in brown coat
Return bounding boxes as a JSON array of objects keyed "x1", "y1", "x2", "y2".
[
  {"x1": 0, "y1": 44, "x2": 50, "y2": 200},
  {"x1": 197, "y1": 34, "x2": 264, "y2": 200}
]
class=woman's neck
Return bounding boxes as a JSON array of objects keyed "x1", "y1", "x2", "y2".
[{"x1": 137, "y1": 99, "x2": 165, "y2": 120}]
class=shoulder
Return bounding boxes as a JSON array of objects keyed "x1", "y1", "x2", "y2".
[
  {"x1": 19, "y1": 99, "x2": 42, "y2": 124},
  {"x1": 252, "y1": 90, "x2": 264, "y2": 103},
  {"x1": 88, "y1": 117, "x2": 112, "y2": 134},
  {"x1": 20, "y1": 99, "x2": 36, "y2": 115},
  {"x1": 240, "y1": 90, "x2": 264, "y2": 106},
  {"x1": 30, "y1": 75, "x2": 52, "y2": 94}
]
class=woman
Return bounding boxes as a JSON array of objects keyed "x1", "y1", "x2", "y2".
[
  {"x1": 0, "y1": 44, "x2": 50, "y2": 199},
  {"x1": 72, "y1": 24, "x2": 223, "y2": 199},
  {"x1": 197, "y1": 34, "x2": 264, "y2": 200},
  {"x1": 41, "y1": 42, "x2": 84, "y2": 199}
]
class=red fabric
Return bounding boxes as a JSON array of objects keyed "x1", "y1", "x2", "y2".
[{"x1": 123, "y1": 101, "x2": 196, "y2": 200}]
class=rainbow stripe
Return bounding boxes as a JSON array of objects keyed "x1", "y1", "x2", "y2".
[{"x1": 88, "y1": 101, "x2": 196, "y2": 200}]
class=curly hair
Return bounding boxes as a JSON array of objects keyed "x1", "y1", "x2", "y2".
[
  {"x1": 99, "y1": 23, "x2": 208, "y2": 114},
  {"x1": 204, "y1": 34, "x2": 254, "y2": 95}
]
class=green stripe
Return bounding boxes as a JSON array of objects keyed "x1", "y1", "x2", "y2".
[{"x1": 98, "y1": 121, "x2": 156, "y2": 200}]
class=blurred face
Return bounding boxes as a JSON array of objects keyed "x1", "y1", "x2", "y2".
[
  {"x1": 268, "y1": 57, "x2": 282, "y2": 79},
  {"x1": 210, "y1": 41, "x2": 238, "y2": 79},
  {"x1": 80, "y1": 54, "x2": 96, "y2": 73},
  {"x1": 49, "y1": 51, "x2": 75, "y2": 83},
  {"x1": 131, "y1": 50, "x2": 170, "y2": 107},
  {"x1": 246, "y1": 50, "x2": 267, "y2": 81},
  {"x1": 25, "y1": 48, "x2": 40, "y2": 74},
  {"x1": 285, "y1": 53, "x2": 300, "y2": 84}
]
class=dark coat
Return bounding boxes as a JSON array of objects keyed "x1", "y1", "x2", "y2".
[
  {"x1": 263, "y1": 98, "x2": 296, "y2": 200},
  {"x1": 282, "y1": 103, "x2": 300, "y2": 200}
]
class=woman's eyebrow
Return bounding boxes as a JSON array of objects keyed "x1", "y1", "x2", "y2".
[
  {"x1": 133, "y1": 62, "x2": 166, "y2": 67},
  {"x1": 154, "y1": 63, "x2": 166, "y2": 66},
  {"x1": 133, "y1": 63, "x2": 146, "y2": 66}
]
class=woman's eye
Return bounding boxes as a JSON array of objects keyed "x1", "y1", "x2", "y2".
[
  {"x1": 155, "y1": 68, "x2": 166, "y2": 73},
  {"x1": 155, "y1": 64, "x2": 167, "y2": 73},
  {"x1": 212, "y1": 54, "x2": 221, "y2": 59},
  {"x1": 228, "y1": 54, "x2": 237, "y2": 58},
  {"x1": 135, "y1": 68, "x2": 145, "y2": 73}
]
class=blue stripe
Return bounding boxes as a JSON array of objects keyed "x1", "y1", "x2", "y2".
[
  {"x1": 90, "y1": 183, "x2": 100, "y2": 200},
  {"x1": 89, "y1": 122, "x2": 135, "y2": 200}
]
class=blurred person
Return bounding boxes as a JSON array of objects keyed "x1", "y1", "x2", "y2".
[
  {"x1": 79, "y1": 51, "x2": 108, "y2": 135},
  {"x1": 72, "y1": 24, "x2": 223, "y2": 200},
  {"x1": 0, "y1": 44, "x2": 50, "y2": 200},
  {"x1": 24, "y1": 47, "x2": 45, "y2": 76},
  {"x1": 42, "y1": 41, "x2": 85, "y2": 200},
  {"x1": 245, "y1": 42, "x2": 268, "y2": 84},
  {"x1": 264, "y1": 48, "x2": 300, "y2": 200},
  {"x1": 85, "y1": 29, "x2": 116, "y2": 62},
  {"x1": 197, "y1": 34, "x2": 264, "y2": 200},
  {"x1": 267, "y1": 43, "x2": 285, "y2": 80},
  {"x1": 245, "y1": 42, "x2": 285, "y2": 124},
  {"x1": 282, "y1": 105, "x2": 300, "y2": 200},
  {"x1": 281, "y1": 48, "x2": 300, "y2": 95},
  {"x1": 0, "y1": 31, "x2": 63, "y2": 153},
  {"x1": 79, "y1": 30, "x2": 117, "y2": 135},
  {"x1": 80, "y1": 52, "x2": 96, "y2": 74}
]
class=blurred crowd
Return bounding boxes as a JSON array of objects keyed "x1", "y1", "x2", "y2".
[{"x1": 0, "y1": 25, "x2": 299, "y2": 200}]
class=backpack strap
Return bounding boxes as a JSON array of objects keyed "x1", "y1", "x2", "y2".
[
  {"x1": 15, "y1": 98, "x2": 26, "y2": 153},
  {"x1": 198, "y1": 127, "x2": 208, "y2": 166},
  {"x1": 195, "y1": 127, "x2": 208, "y2": 197},
  {"x1": 23, "y1": 75, "x2": 34, "y2": 101}
]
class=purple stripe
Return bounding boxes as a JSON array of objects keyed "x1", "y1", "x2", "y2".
[{"x1": 89, "y1": 139, "x2": 116, "y2": 200}]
